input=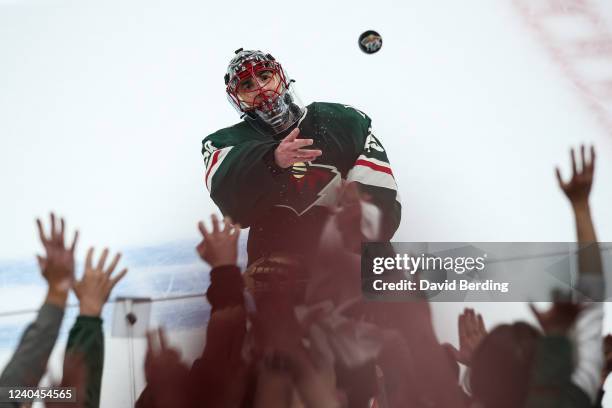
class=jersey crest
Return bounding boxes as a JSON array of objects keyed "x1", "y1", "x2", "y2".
[{"x1": 275, "y1": 162, "x2": 341, "y2": 216}]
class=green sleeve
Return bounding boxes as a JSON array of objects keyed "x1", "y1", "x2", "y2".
[
  {"x1": 524, "y1": 336, "x2": 591, "y2": 408},
  {"x1": 202, "y1": 133, "x2": 289, "y2": 227},
  {"x1": 66, "y1": 316, "x2": 104, "y2": 408},
  {"x1": 339, "y1": 104, "x2": 402, "y2": 240}
]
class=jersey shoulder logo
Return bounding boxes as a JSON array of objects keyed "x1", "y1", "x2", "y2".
[
  {"x1": 202, "y1": 140, "x2": 218, "y2": 170},
  {"x1": 365, "y1": 131, "x2": 385, "y2": 153}
]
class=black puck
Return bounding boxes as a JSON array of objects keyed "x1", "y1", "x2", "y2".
[{"x1": 358, "y1": 30, "x2": 383, "y2": 54}]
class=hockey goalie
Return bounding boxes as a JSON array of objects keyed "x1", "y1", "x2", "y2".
[{"x1": 202, "y1": 48, "x2": 402, "y2": 266}]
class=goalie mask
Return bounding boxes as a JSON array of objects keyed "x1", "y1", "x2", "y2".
[{"x1": 225, "y1": 49, "x2": 305, "y2": 135}]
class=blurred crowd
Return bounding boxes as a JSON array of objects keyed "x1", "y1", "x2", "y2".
[{"x1": 0, "y1": 144, "x2": 608, "y2": 408}]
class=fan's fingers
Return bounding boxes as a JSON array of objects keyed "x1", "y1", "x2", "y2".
[
  {"x1": 85, "y1": 247, "x2": 94, "y2": 272},
  {"x1": 70, "y1": 230, "x2": 79, "y2": 253},
  {"x1": 197, "y1": 221, "x2": 209, "y2": 238},
  {"x1": 146, "y1": 330, "x2": 157, "y2": 353},
  {"x1": 158, "y1": 327, "x2": 168, "y2": 350},
  {"x1": 555, "y1": 167, "x2": 564, "y2": 188},
  {"x1": 223, "y1": 217, "x2": 232, "y2": 234},
  {"x1": 50, "y1": 213, "x2": 57, "y2": 241},
  {"x1": 96, "y1": 248, "x2": 109, "y2": 271},
  {"x1": 59, "y1": 218, "x2": 66, "y2": 247},
  {"x1": 470, "y1": 310, "x2": 480, "y2": 337},
  {"x1": 109, "y1": 268, "x2": 128, "y2": 288},
  {"x1": 211, "y1": 214, "x2": 220, "y2": 234},
  {"x1": 465, "y1": 310, "x2": 476, "y2": 337},
  {"x1": 458, "y1": 313, "x2": 466, "y2": 340},
  {"x1": 36, "y1": 218, "x2": 47, "y2": 245},
  {"x1": 231, "y1": 224, "x2": 242, "y2": 240},
  {"x1": 477, "y1": 314, "x2": 486, "y2": 334},
  {"x1": 528, "y1": 303, "x2": 541, "y2": 322},
  {"x1": 570, "y1": 148, "x2": 577, "y2": 176},
  {"x1": 105, "y1": 253, "x2": 121, "y2": 276}
]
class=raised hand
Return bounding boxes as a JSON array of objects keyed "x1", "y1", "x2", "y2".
[
  {"x1": 254, "y1": 318, "x2": 339, "y2": 408},
  {"x1": 447, "y1": 308, "x2": 487, "y2": 366},
  {"x1": 196, "y1": 214, "x2": 240, "y2": 268},
  {"x1": 335, "y1": 182, "x2": 374, "y2": 252},
  {"x1": 274, "y1": 128, "x2": 322, "y2": 168},
  {"x1": 556, "y1": 145, "x2": 595, "y2": 207},
  {"x1": 289, "y1": 333, "x2": 339, "y2": 408},
  {"x1": 257, "y1": 347, "x2": 340, "y2": 408},
  {"x1": 36, "y1": 213, "x2": 79, "y2": 306},
  {"x1": 556, "y1": 145, "x2": 601, "y2": 277},
  {"x1": 144, "y1": 328, "x2": 190, "y2": 408},
  {"x1": 530, "y1": 291, "x2": 583, "y2": 336},
  {"x1": 73, "y1": 248, "x2": 127, "y2": 317}
]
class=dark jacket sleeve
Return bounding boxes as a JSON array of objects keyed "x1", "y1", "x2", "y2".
[
  {"x1": 186, "y1": 265, "x2": 247, "y2": 408},
  {"x1": 0, "y1": 303, "x2": 64, "y2": 390},
  {"x1": 65, "y1": 316, "x2": 104, "y2": 408},
  {"x1": 205, "y1": 265, "x2": 245, "y2": 312},
  {"x1": 524, "y1": 336, "x2": 592, "y2": 408}
]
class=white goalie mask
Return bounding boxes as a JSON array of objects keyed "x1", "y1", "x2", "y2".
[{"x1": 225, "y1": 49, "x2": 305, "y2": 135}]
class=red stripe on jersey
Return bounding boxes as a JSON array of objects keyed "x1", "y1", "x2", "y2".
[
  {"x1": 205, "y1": 149, "x2": 221, "y2": 188},
  {"x1": 354, "y1": 159, "x2": 393, "y2": 176}
]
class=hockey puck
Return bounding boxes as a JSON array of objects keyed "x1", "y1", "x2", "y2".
[{"x1": 358, "y1": 30, "x2": 383, "y2": 54}]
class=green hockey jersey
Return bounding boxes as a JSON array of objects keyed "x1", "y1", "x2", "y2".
[{"x1": 202, "y1": 102, "x2": 401, "y2": 264}]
